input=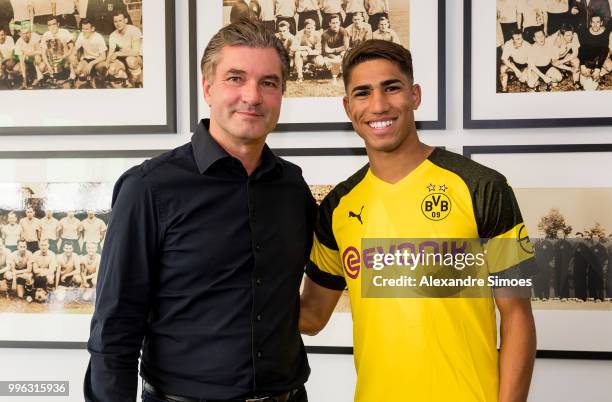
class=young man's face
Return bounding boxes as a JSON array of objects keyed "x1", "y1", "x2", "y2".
[
  {"x1": 87, "y1": 243, "x2": 96, "y2": 256},
  {"x1": 343, "y1": 59, "x2": 421, "y2": 154},
  {"x1": 17, "y1": 242, "x2": 26, "y2": 254},
  {"x1": 330, "y1": 18, "x2": 341, "y2": 32},
  {"x1": 203, "y1": 46, "x2": 284, "y2": 146},
  {"x1": 534, "y1": 31, "x2": 546, "y2": 45},
  {"x1": 590, "y1": 16, "x2": 602, "y2": 31},
  {"x1": 45, "y1": 210, "x2": 53, "y2": 218},
  {"x1": 26, "y1": 209, "x2": 34, "y2": 218},
  {"x1": 353, "y1": 14, "x2": 364, "y2": 26},
  {"x1": 113, "y1": 15, "x2": 126, "y2": 31},
  {"x1": 8, "y1": 214, "x2": 16, "y2": 224},
  {"x1": 39, "y1": 241, "x2": 49, "y2": 253},
  {"x1": 20, "y1": 29, "x2": 31, "y2": 42},
  {"x1": 87, "y1": 211, "x2": 95, "y2": 219},
  {"x1": 279, "y1": 25, "x2": 289, "y2": 36},
  {"x1": 0, "y1": 30, "x2": 6, "y2": 44},
  {"x1": 379, "y1": 20, "x2": 390, "y2": 31},
  {"x1": 562, "y1": 30, "x2": 574, "y2": 44},
  {"x1": 304, "y1": 23, "x2": 314, "y2": 35},
  {"x1": 512, "y1": 33, "x2": 523, "y2": 47},
  {"x1": 47, "y1": 19, "x2": 59, "y2": 35},
  {"x1": 82, "y1": 23, "x2": 94, "y2": 38},
  {"x1": 63, "y1": 244, "x2": 73, "y2": 256}
]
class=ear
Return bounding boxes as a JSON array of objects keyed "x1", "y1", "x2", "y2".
[
  {"x1": 342, "y1": 95, "x2": 350, "y2": 119},
  {"x1": 410, "y1": 83, "x2": 422, "y2": 110},
  {"x1": 202, "y1": 76, "x2": 212, "y2": 106}
]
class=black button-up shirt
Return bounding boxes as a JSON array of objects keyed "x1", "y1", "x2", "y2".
[{"x1": 85, "y1": 120, "x2": 315, "y2": 401}]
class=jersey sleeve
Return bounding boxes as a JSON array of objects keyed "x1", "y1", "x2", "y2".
[
  {"x1": 306, "y1": 197, "x2": 346, "y2": 291},
  {"x1": 476, "y1": 178, "x2": 536, "y2": 279}
]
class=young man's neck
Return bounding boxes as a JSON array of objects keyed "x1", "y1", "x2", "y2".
[
  {"x1": 367, "y1": 135, "x2": 433, "y2": 184},
  {"x1": 208, "y1": 120, "x2": 266, "y2": 176}
]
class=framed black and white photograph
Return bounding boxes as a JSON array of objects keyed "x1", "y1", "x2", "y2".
[
  {"x1": 464, "y1": 0, "x2": 612, "y2": 129},
  {"x1": 464, "y1": 144, "x2": 612, "y2": 358},
  {"x1": 0, "y1": 150, "x2": 161, "y2": 347},
  {"x1": 0, "y1": 0, "x2": 176, "y2": 135},
  {"x1": 189, "y1": 0, "x2": 446, "y2": 133}
]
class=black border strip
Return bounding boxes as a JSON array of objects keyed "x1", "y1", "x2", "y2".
[
  {"x1": 462, "y1": 0, "x2": 612, "y2": 129},
  {"x1": 0, "y1": 0, "x2": 177, "y2": 136},
  {"x1": 189, "y1": 0, "x2": 447, "y2": 132},
  {"x1": 463, "y1": 144, "x2": 612, "y2": 158}
]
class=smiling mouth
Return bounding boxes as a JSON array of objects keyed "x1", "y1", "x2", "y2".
[{"x1": 368, "y1": 119, "x2": 395, "y2": 129}]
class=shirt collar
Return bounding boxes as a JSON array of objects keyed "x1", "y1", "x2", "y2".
[{"x1": 191, "y1": 119, "x2": 281, "y2": 176}]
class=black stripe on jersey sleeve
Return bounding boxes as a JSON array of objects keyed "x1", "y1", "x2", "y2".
[
  {"x1": 428, "y1": 148, "x2": 523, "y2": 238},
  {"x1": 305, "y1": 260, "x2": 347, "y2": 291},
  {"x1": 315, "y1": 163, "x2": 370, "y2": 251}
]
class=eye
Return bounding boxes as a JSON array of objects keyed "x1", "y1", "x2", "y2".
[
  {"x1": 386, "y1": 86, "x2": 401, "y2": 92},
  {"x1": 354, "y1": 90, "x2": 369, "y2": 97},
  {"x1": 262, "y1": 80, "x2": 278, "y2": 88},
  {"x1": 226, "y1": 76, "x2": 242, "y2": 84}
]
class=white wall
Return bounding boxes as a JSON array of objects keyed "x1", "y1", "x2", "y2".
[{"x1": 0, "y1": 1, "x2": 611, "y2": 401}]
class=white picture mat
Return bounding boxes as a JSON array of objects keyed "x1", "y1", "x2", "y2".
[
  {"x1": 0, "y1": 4, "x2": 169, "y2": 128},
  {"x1": 284, "y1": 155, "x2": 369, "y2": 184},
  {"x1": 534, "y1": 310, "x2": 612, "y2": 352},
  {"x1": 471, "y1": 152, "x2": 612, "y2": 188},
  {"x1": 195, "y1": 1, "x2": 440, "y2": 125},
  {"x1": 469, "y1": 0, "x2": 612, "y2": 121}
]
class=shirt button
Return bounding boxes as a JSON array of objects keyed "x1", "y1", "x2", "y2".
[
  {"x1": 256, "y1": 351, "x2": 263, "y2": 358},
  {"x1": 255, "y1": 244, "x2": 261, "y2": 251},
  {"x1": 256, "y1": 313, "x2": 263, "y2": 321}
]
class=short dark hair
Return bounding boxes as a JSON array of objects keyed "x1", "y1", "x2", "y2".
[
  {"x1": 201, "y1": 18, "x2": 290, "y2": 92},
  {"x1": 510, "y1": 28, "x2": 522, "y2": 37},
  {"x1": 81, "y1": 18, "x2": 95, "y2": 28},
  {"x1": 342, "y1": 39, "x2": 413, "y2": 88},
  {"x1": 558, "y1": 23, "x2": 574, "y2": 34},
  {"x1": 114, "y1": 11, "x2": 128, "y2": 19},
  {"x1": 47, "y1": 16, "x2": 59, "y2": 25},
  {"x1": 0, "y1": 26, "x2": 7, "y2": 34},
  {"x1": 590, "y1": 13, "x2": 602, "y2": 22}
]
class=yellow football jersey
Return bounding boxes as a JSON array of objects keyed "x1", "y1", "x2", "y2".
[{"x1": 307, "y1": 148, "x2": 536, "y2": 402}]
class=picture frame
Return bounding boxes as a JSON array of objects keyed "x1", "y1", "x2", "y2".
[
  {"x1": 463, "y1": 0, "x2": 612, "y2": 129},
  {"x1": 0, "y1": 150, "x2": 163, "y2": 348},
  {"x1": 0, "y1": 0, "x2": 177, "y2": 135},
  {"x1": 463, "y1": 144, "x2": 612, "y2": 359},
  {"x1": 188, "y1": 0, "x2": 446, "y2": 133}
]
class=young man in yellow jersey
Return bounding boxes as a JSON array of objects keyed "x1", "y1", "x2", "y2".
[{"x1": 299, "y1": 39, "x2": 537, "y2": 402}]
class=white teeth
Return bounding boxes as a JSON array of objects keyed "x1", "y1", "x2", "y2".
[{"x1": 369, "y1": 120, "x2": 394, "y2": 129}]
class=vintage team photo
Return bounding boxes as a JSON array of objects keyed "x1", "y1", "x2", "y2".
[
  {"x1": 496, "y1": 0, "x2": 612, "y2": 93},
  {"x1": 223, "y1": 0, "x2": 410, "y2": 98},
  {"x1": 0, "y1": 182, "x2": 112, "y2": 314},
  {"x1": 516, "y1": 187, "x2": 612, "y2": 310},
  {"x1": 0, "y1": 0, "x2": 144, "y2": 90}
]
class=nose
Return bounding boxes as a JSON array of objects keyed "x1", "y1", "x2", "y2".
[
  {"x1": 370, "y1": 89, "x2": 390, "y2": 114},
  {"x1": 241, "y1": 79, "x2": 263, "y2": 106}
]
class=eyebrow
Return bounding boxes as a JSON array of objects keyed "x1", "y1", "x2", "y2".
[
  {"x1": 350, "y1": 79, "x2": 404, "y2": 94},
  {"x1": 224, "y1": 69, "x2": 281, "y2": 83}
]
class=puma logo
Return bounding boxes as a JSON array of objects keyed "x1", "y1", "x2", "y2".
[{"x1": 349, "y1": 206, "x2": 364, "y2": 225}]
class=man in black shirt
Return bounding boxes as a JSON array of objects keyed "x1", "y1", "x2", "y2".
[
  {"x1": 578, "y1": 14, "x2": 610, "y2": 86},
  {"x1": 84, "y1": 19, "x2": 313, "y2": 402}
]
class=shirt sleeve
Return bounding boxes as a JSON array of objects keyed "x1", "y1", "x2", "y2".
[
  {"x1": 84, "y1": 167, "x2": 162, "y2": 402},
  {"x1": 305, "y1": 193, "x2": 346, "y2": 291},
  {"x1": 475, "y1": 178, "x2": 536, "y2": 279}
]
